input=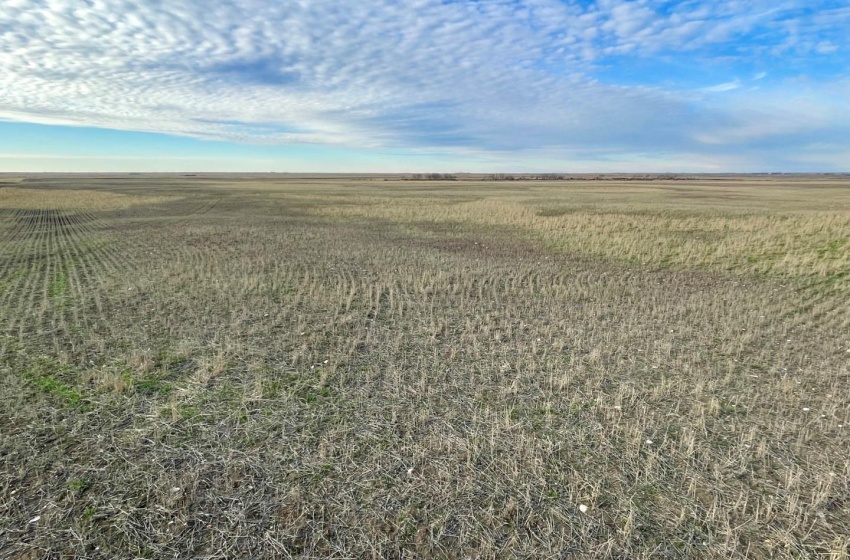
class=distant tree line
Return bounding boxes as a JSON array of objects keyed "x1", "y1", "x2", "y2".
[
  {"x1": 481, "y1": 174, "x2": 695, "y2": 181},
  {"x1": 488, "y1": 174, "x2": 567, "y2": 181},
  {"x1": 405, "y1": 173, "x2": 696, "y2": 181},
  {"x1": 411, "y1": 173, "x2": 457, "y2": 180}
]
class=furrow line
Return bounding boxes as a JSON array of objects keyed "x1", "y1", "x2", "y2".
[
  {"x1": 0, "y1": 208, "x2": 32, "y2": 245},
  {"x1": 0, "y1": 209, "x2": 39, "y2": 282},
  {"x1": 34, "y1": 210, "x2": 60, "y2": 341},
  {"x1": 0, "y1": 212, "x2": 36, "y2": 295},
  {"x1": 4, "y1": 209, "x2": 50, "y2": 349},
  {"x1": 75, "y1": 210, "x2": 137, "y2": 279},
  {"x1": 68, "y1": 220, "x2": 117, "y2": 342},
  {"x1": 57, "y1": 209, "x2": 125, "y2": 283},
  {"x1": 52, "y1": 211, "x2": 88, "y2": 354}
]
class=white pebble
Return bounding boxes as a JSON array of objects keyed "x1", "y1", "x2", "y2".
[{"x1": 579, "y1": 504, "x2": 589, "y2": 514}]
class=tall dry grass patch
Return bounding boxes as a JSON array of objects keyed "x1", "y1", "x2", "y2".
[{"x1": 315, "y1": 187, "x2": 850, "y2": 279}]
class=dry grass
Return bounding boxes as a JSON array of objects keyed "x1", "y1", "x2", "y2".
[
  {"x1": 0, "y1": 186, "x2": 179, "y2": 210},
  {"x1": 315, "y1": 179, "x2": 850, "y2": 278},
  {"x1": 1, "y1": 174, "x2": 849, "y2": 559}
]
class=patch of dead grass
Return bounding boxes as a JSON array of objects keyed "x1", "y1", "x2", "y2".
[{"x1": 0, "y1": 187, "x2": 179, "y2": 210}]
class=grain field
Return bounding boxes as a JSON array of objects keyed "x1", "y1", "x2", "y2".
[{"x1": 1, "y1": 174, "x2": 848, "y2": 559}]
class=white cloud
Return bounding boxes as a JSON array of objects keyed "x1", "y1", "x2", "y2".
[
  {"x1": 0, "y1": 0, "x2": 847, "y2": 169},
  {"x1": 702, "y1": 80, "x2": 742, "y2": 93},
  {"x1": 692, "y1": 85, "x2": 850, "y2": 156},
  {"x1": 816, "y1": 41, "x2": 839, "y2": 54}
]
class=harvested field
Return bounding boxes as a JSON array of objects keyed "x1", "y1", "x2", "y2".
[
  {"x1": 0, "y1": 186, "x2": 179, "y2": 210},
  {"x1": 1, "y1": 174, "x2": 849, "y2": 559}
]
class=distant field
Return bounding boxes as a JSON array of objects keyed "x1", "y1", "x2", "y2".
[{"x1": 1, "y1": 175, "x2": 848, "y2": 559}]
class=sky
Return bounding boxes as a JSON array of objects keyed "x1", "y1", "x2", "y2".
[{"x1": 0, "y1": 0, "x2": 848, "y2": 172}]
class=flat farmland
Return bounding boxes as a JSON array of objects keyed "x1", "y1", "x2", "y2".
[{"x1": 1, "y1": 174, "x2": 849, "y2": 559}]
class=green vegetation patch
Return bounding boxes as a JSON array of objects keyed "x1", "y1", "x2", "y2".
[
  {"x1": 49, "y1": 271, "x2": 69, "y2": 299},
  {"x1": 23, "y1": 360, "x2": 84, "y2": 406}
]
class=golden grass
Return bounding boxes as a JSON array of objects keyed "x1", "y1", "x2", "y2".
[
  {"x1": 314, "y1": 180, "x2": 850, "y2": 279},
  {"x1": 0, "y1": 186, "x2": 179, "y2": 210}
]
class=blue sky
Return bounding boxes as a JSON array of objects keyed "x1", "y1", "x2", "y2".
[{"x1": 0, "y1": 0, "x2": 848, "y2": 172}]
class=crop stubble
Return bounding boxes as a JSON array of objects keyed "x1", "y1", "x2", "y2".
[{"x1": 0, "y1": 175, "x2": 848, "y2": 559}]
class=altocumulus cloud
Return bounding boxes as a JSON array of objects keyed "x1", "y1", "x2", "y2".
[{"x1": 0, "y1": 0, "x2": 848, "y2": 170}]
